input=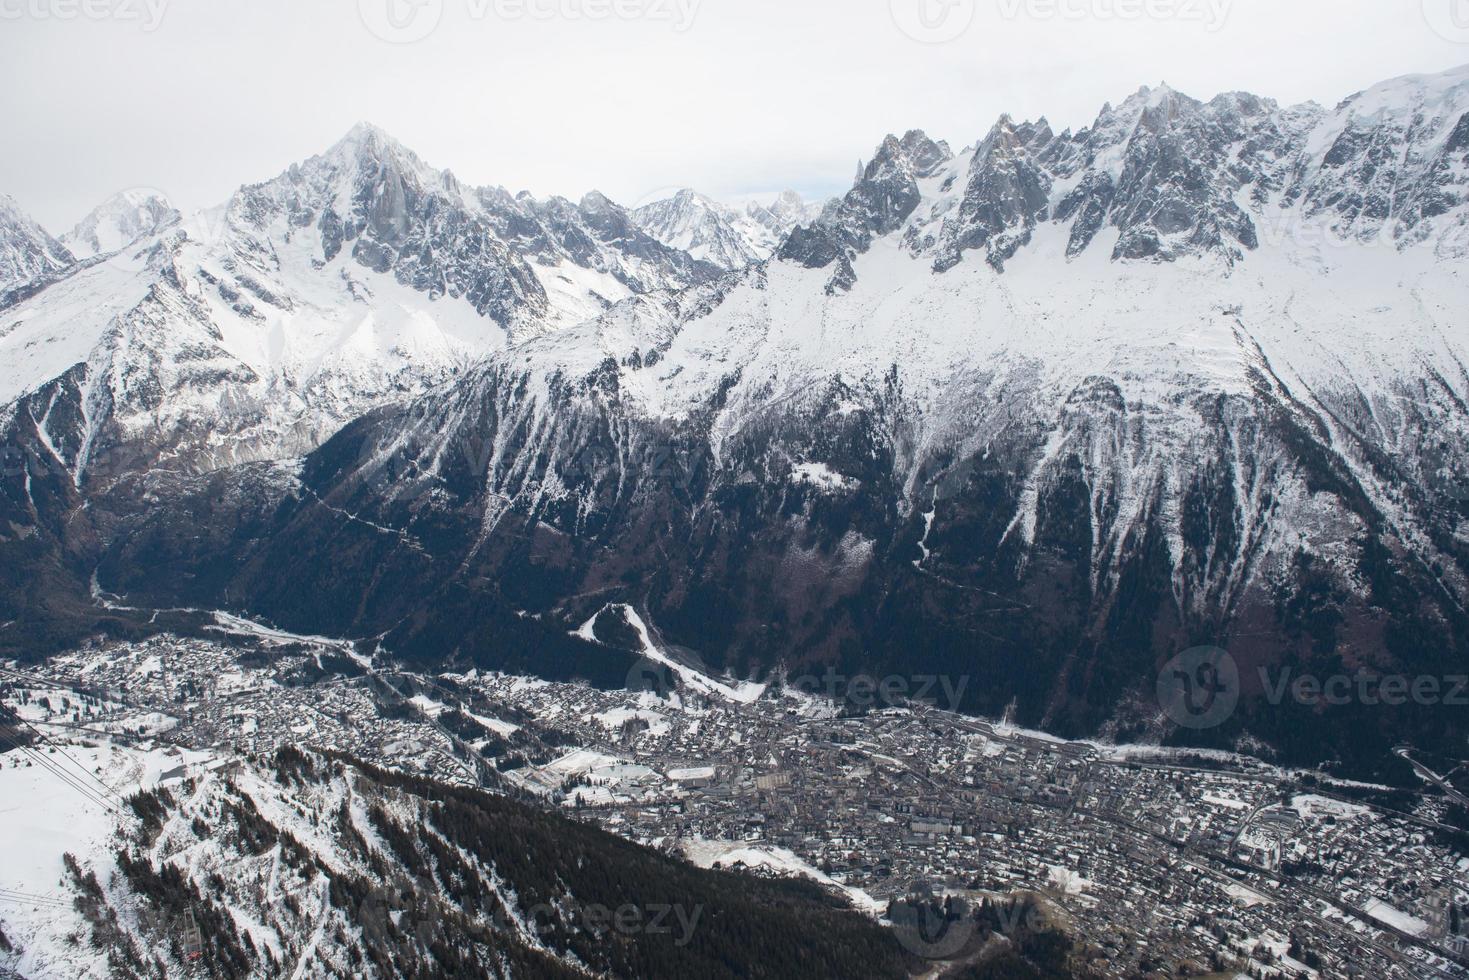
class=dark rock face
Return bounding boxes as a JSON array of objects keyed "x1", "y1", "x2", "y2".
[
  {"x1": 1050, "y1": 89, "x2": 1287, "y2": 263},
  {"x1": 934, "y1": 117, "x2": 1054, "y2": 271}
]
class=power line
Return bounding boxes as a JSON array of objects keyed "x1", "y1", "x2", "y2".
[
  {"x1": 0, "y1": 887, "x2": 70, "y2": 910},
  {"x1": 0, "y1": 671, "x2": 130, "y2": 804},
  {"x1": 0, "y1": 731, "x2": 120, "y2": 814},
  {"x1": 6, "y1": 712, "x2": 125, "y2": 804},
  {"x1": 0, "y1": 733, "x2": 118, "y2": 813}
]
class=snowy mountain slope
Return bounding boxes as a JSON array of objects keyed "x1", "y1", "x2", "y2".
[
  {"x1": 0, "y1": 195, "x2": 73, "y2": 296},
  {"x1": 1296, "y1": 68, "x2": 1469, "y2": 255},
  {"x1": 87, "y1": 65, "x2": 1469, "y2": 776},
  {"x1": 633, "y1": 189, "x2": 779, "y2": 270},
  {"x1": 633, "y1": 189, "x2": 828, "y2": 270},
  {"x1": 0, "y1": 124, "x2": 721, "y2": 487},
  {"x1": 744, "y1": 189, "x2": 825, "y2": 241},
  {"x1": 60, "y1": 189, "x2": 179, "y2": 260},
  {"x1": 0, "y1": 745, "x2": 906, "y2": 979}
]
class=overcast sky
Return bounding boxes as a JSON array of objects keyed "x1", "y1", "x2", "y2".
[{"x1": 2, "y1": 0, "x2": 1466, "y2": 231}]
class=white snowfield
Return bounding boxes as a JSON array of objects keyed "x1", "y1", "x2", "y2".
[
  {"x1": 60, "y1": 189, "x2": 178, "y2": 262},
  {"x1": 0, "y1": 191, "x2": 505, "y2": 480},
  {"x1": 516, "y1": 65, "x2": 1469, "y2": 429}
]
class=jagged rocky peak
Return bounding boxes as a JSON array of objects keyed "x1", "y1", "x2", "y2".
[
  {"x1": 744, "y1": 190, "x2": 825, "y2": 249},
  {"x1": 229, "y1": 122, "x2": 441, "y2": 246},
  {"x1": 783, "y1": 65, "x2": 1469, "y2": 284},
  {"x1": 212, "y1": 121, "x2": 552, "y2": 327},
  {"x1": 865, "y1": 128, "x2": 953, "y2": 182},
  {"x1": 578, "y1": 188, "x2": 615, "y2": 213},
  {"x1": 1083, "y1": 83, "x2": 1279, "y2": 262},
  {"x1": 778, "y1": 129, "x2": 954, "y2": 286},
  {"x1": 895, "y1": 129, "x2": 954, "y2": 177},
  {"x1": 323, "y1": 120, "x2": 439, "y2": 180},
  {"x1": 61, "y1": 189, "x2": 179, "y2": 260},
  {"x1": 0, "y1": 193, "x2": 74, "y2": 293},
  {"x1": 932, "y1": 114, "x2": 1054, "y2": 271},
  {"x1": 567, "y1": 189, "x2": 699, "y2": 268}
]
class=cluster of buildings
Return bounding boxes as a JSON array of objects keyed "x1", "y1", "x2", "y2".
[{"x1": 4, "y1": 633, "x2": 1468, "y2": 978}]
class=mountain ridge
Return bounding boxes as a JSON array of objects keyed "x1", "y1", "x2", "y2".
[{"x1": 5, "y1": 66, "x2": 1469, "y2": 777}]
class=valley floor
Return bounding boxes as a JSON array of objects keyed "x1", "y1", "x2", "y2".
[{"x1": 2, "y1": 628, "x2": 1467, "y2": 978}]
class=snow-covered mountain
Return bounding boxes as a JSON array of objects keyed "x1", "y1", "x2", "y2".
[
  {"x1": 6, "y1": 67, "x2": 1469, "y2": 772},
  {"x1": 632, "y1": 188, "x2": 823, "y2": 270},
  {"x1": 0, "y1": 194, "x2": 73, "y2": 296},
  {"x1": 0, "y1": 123, "x2": 721, "y2": 485},
  {"x1": 85, "y1": 65, "x2": 1469, "y2": 774},
  {"x1": 60, "y1": 189, "x2": 179, "y2": 260},
  {"x1": 633, "y1": 189, "x2": 776, "y2": 269}
]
